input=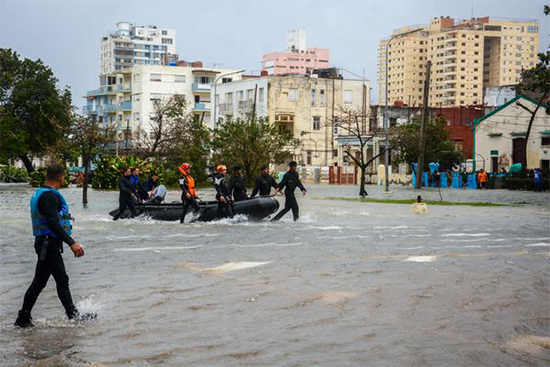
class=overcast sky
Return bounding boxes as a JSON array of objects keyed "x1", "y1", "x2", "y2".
[{"x1": 1, "y1": 0, "x2": 548, "y2": 106}]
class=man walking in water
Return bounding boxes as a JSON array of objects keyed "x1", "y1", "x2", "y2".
[
  {"x1": 113, "y1": 168, "x2": 138, "y2": 220},
  {"x1": 251, "y1": 165, "x2": 278, "y2": 197},
  {"x1": 15, "y1": 165, "x2": 94, "y2": 328},
  {"x1": 271, "y1": 161, "x2": 307, "y2": 222},
  {"x1": 179, "y1": 163, "x2": 200, "y2": 223}
]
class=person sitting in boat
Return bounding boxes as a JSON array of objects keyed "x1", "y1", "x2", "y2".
[
  {"x1": 229, "y1": 165, "x2": 248, "y2": 202},
  {"x1": 251, "y1": 165, "x2": 278, "y2": 197},
  {"x1": 130, "y1": 167, "x2": 148, "y2": 202},
  {"x1": 214, "y1": 165, "x2": 233, "y2": 218},
  {"x1": 144, "y1": 173, "x2": 166, "y2": 204},
  {"x1": 178, "y1": 163, "x2": 200, "y2": 223}
]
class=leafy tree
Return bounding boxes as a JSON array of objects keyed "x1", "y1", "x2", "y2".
[
  {"x1": 329, "y1": 107, "x2": 388, "y2": 196},
  {"x1": 390, "y1": 115, "x2": 462, "y2": 171},
  {"x1": 0, "y1": 48, "x2": 72, "y2": 173},
  {"x1": 211, "y1": 117, "x2": 298, "y2": 185},
  {"x1": 63, "y1": 113, "x2": 113, "y2": 206},
  {"x1": 515, "y1": 4, "x2": 550, "y2": 167}
]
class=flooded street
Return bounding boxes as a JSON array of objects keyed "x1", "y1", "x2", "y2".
[{"x1": 1, "y1": 184, "x2": 549, "y2": 366}]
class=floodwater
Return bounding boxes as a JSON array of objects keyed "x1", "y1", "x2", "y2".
[{"x1": 0, "y1": 184, "x2": 549, "y2": 366}]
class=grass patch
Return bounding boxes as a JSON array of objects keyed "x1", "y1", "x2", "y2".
[{"x1": 323, "y1": 197, "x2": 509, "y2": 207}]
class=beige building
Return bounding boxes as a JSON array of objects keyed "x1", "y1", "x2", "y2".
[
  {"x1": 378, "y1": 16, "x2": 539, "y2": 107},
  {"x1": 474, "y1": 94, "x2": 550, "y2": 172},
  {"x1": 212, "y1": 72, "x2": 369, "y2": 166}
]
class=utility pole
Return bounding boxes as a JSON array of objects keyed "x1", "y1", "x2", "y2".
[
  {"x1": 251, "y1": 84, "x2": 258, "y2": 122},
  {"x1": 416, "y1": 60, "x2": 431, "y2": 189}
]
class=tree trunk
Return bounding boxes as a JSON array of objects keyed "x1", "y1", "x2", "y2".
[
  {"x1": 19, "y1": 154, "x2": 34, "y2": 174},
  {"x1": 359, "y1": 166, "x2": 367, "y2": 196},
  {"x1": 521, "y1": 95, "x2": 546, "y2": 168},
  {"x1": 83, "y1": 156, "x2": 89, "y2": 206}
]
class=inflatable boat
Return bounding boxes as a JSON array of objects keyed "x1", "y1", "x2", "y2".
[{"x1": 108, "y1": 196, "x2": 279, "y2": 222}]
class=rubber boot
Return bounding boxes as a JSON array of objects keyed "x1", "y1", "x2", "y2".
[
  {"x1": 66, "y1": 306, "x2": 97, "y2": 321},
  {"x1": 14, "y1": 310, "x2": 34, "y2": 328}
]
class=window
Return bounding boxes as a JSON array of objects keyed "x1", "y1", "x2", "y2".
[
  {"x1": 175, "y1": 75, "x2": 186, "y2": 83},
  {"x1": 258, "y1": 88, "x2": 264, "y2": 102},
  {"x1": 343, "y1": 90, "x2": 353, "y2": 104},
  {"x1": 162, "y1": 38, "x2": 173, "y2": 44},
  {"x1": 133, "y1": 74, "x2": 140, "y2": 82},
  {"x1": 133, "y1": 112, "x2": 140, "y2": 121},
  {"x1": 288, "y1": 88, "x2": 297, "y2": 101},
  {"x1": 320, "y1": 89, "x2": 326, "y2": 106},
  {"x1": 542, "y1": 136, "x2": 550, "y2": 146},
  {"x1": 311, "y1": 89, "x2": 316, "y2": 106},
  {"x1": 150, "y1": 73, "x2": 161, "y2": 82},
  {"x1": 150, "y1": 93, "x2": 161, "y2": 101},
  {"x1": 222, "y1": 77, "x2": 232, "y2": 83},
  {"x1": 312, "y1": 116, "x2": 321, "y2": 130},
  {"x1": 133, "y1": 94, "x2": 141, "y2": 102},
  {"x1": 528, "y1": 26, "x2": 538, "y2": 33},
  {"x1": 162, "y1": 30, "x2": 167, "y2": 35}
]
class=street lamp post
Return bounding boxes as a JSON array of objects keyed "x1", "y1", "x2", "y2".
[
  {"x1": 212, "y1": 69, "x2": 246, "y2": 127},
  {"x1": 384, "y1": 28, "x2": 420, "y2": 192}
]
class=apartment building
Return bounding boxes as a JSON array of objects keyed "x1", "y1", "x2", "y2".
[
  {"x1": 84, "y1": 64, "x2": 243, "y2": 144},
  {"x1": 263, "y1": 30, "x2": 330, "y2": 75},
  {"x1": 100, "y1": 22, "x2": 177, "y2": 75},
  {"x1": 212, "y1": 72, "x2": 368, "y2": 166},
  {"x1": 377, "y1": 16, "x2": 539, "y2": 107}
]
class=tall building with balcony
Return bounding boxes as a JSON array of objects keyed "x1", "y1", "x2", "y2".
[
  {"x1": 100, "y1": 22, "x2": 177, "y2": 75},
  {"x1": 377, "y1": 16, "x2": 539, "y2": 107},
  {"x1": 212, "y1": 71, "x2": 369, "y2": 166},
  {"x1": 263, "y1": 30, "x2": 330, "y2": 75},
  {"x1": 84, "y1": 64, "x2": 243, "y2": 148}
]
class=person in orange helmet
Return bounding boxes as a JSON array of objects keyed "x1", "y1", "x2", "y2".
[
  {"x1": 214, "y1": 165, "x2": 233, "y2": 218},
  {"x1": 178, "y1": 163, "x2": 200, "y2": 223}
]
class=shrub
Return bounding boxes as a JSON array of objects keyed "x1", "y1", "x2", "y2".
[
  {"x1": 504, "y1": 177, "x2": 549, "y2": 191},
  {"x1": 29, "y1": 167, "x2": 70, "y2": 187},
  {"x1": 0, "y1": 165, "x2": 29, "y2": 183}
]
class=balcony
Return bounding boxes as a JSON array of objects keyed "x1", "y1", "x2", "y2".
[
  {"x1": 443, "y1": 53, "x2": 457, "y2": 59},
  {"x1": 192, "y1": 83, "x2": 211, "y2": 92},
  {"x1": 444, "y1": 37, "x2": 457, "y2": 43},
  {"x1": 238, "y1": 100, "x2": 253, "y2": 110},
  {"x1": 218, "y1": 103, "x2": 234, "y2": 114},
  {"x1": 119, "y1": 101, "x2": 132, "y2": 111},
  {"x1": 444, "y1": 70, "x2": 456, "y2": 76},
  {"x1": 442, "y1": 95, "x2": 456, "y2": 100},
  {"x1": 117, "y1": 84, "x2": 132, "y2": 92}
]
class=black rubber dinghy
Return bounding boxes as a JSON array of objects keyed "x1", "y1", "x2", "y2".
[{"x1": 109, "y1": 196, "x2": 279, "y2": 222}]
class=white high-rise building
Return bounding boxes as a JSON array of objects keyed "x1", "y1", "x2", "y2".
[{"x1": 99, "y1": 22, "x2": 177, "y2": 75}]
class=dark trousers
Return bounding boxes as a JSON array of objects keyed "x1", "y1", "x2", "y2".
[
  {"x1": 113, "y1": 197, "x2": 136, "y2": 220},
  {"x1": 272, "y1": 193, "x2": 299, "y2": 221},
  {"x1": 180, "y1": 195, "x2": 200, "y2": 223},
  {"x1": 217, "y1": 199, "x2": 233, "y2": 218},
  {"x1": 233, "y1": 193, "x2": 248, "y2": 202},
  {"x1": 21, "y1": 239, "x2": 74, "y2": 313}
]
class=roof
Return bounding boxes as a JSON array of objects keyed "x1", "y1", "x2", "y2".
[
  {"x1": 192, "y1": 69, "x2": 221, "y2": 74},
  {"x1": 473, "y1": 94, "x2": 550, "y2": 125}
]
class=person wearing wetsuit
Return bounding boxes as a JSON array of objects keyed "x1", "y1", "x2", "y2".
[
  {"x1": 15, "y1": 165, "x2": 94, "y2": 328},
  {"x1": 131, "y1": 167, "x2": 148, "y2": 201},
  {"x1": 214, "y1": 165, "x2": 233, "y2": 218},
  {"x1": 113, "y1": 168, "x2": 138, "y2": 220},
  {"x1": 179, "y1": 163, "x2": 200, "y2": 223},
  {"x1": 271, "y1": 161, "x2": 307, "y2": 222},
  {"x1": 229, "y1": 165, "x2": 248, "y2": 202},
  {"x1": 251, "y1": 165, "x2": 278, "y2": 197}
]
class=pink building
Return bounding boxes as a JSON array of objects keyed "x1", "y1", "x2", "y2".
[{"x1": 262, "y1": 30, "x2": 330, "y2": 75}]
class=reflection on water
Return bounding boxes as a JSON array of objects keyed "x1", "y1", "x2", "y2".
[{"x1": 0, "y1": 185, "x2": 549, "y2": 366}]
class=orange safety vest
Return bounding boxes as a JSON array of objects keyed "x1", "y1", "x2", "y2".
[{"x1": 178, "y1": 167, "x2": 196, "y2": 197}]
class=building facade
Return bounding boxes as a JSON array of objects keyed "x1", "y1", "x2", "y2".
[
  {"x1": 377, "y1": 16, "x2": 539, "y2": 107},
  {"x1": 474, "y1": 95, "x2": 550, "y2": 172},
  {"x1": 213, "y1": 74, "x2": 368, "y2": 166},
  {"x1": 100, "y1": 22, "x2": 177, "y2": 75},
  {"x1": 263, "y1": 30, "x2": 330, "y2": 75},
  {"x1": 84, "y1": 64, "x2": 243, "y2": 146}
]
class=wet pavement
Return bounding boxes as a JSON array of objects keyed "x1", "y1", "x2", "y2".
[{"x1": 0, "y1": 183, "x2": 549, "y2": 366}]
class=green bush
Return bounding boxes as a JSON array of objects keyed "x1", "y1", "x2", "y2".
[
  {"x1": 91, "y1": 155, "x2": 165, "y2": 190},
  {"x1": 29, "y1": 167, "x2": 70, "y2": 187},
  {"x1": 0, "y1": 165, "x2": 29, "y2": 183}
]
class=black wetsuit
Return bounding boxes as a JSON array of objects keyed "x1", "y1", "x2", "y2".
[
  {"x1": 229, "y1": 175, "x2": 248, "y2": 202},
  {"x1": 251, "y1": 173, "x2": 277, "y2": 197},
  {"x1": 271, "y1": 170, "x2": 306, "y2": 222},
  {"x1": 21, "y1": 190, "x2": 77, "y2": 315},
  {"x1": 113, "y1": 176, "x2": 137, "y2": 220},
  {"x1": 144, "y1": 178, "x2": 159, "y2": 193},
  {"x1": 214, "y1": 173, "x2": 233, "y2": 218},
  {"x1": 179, "y1": 174, "x2": 200, "y2": 223}
]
